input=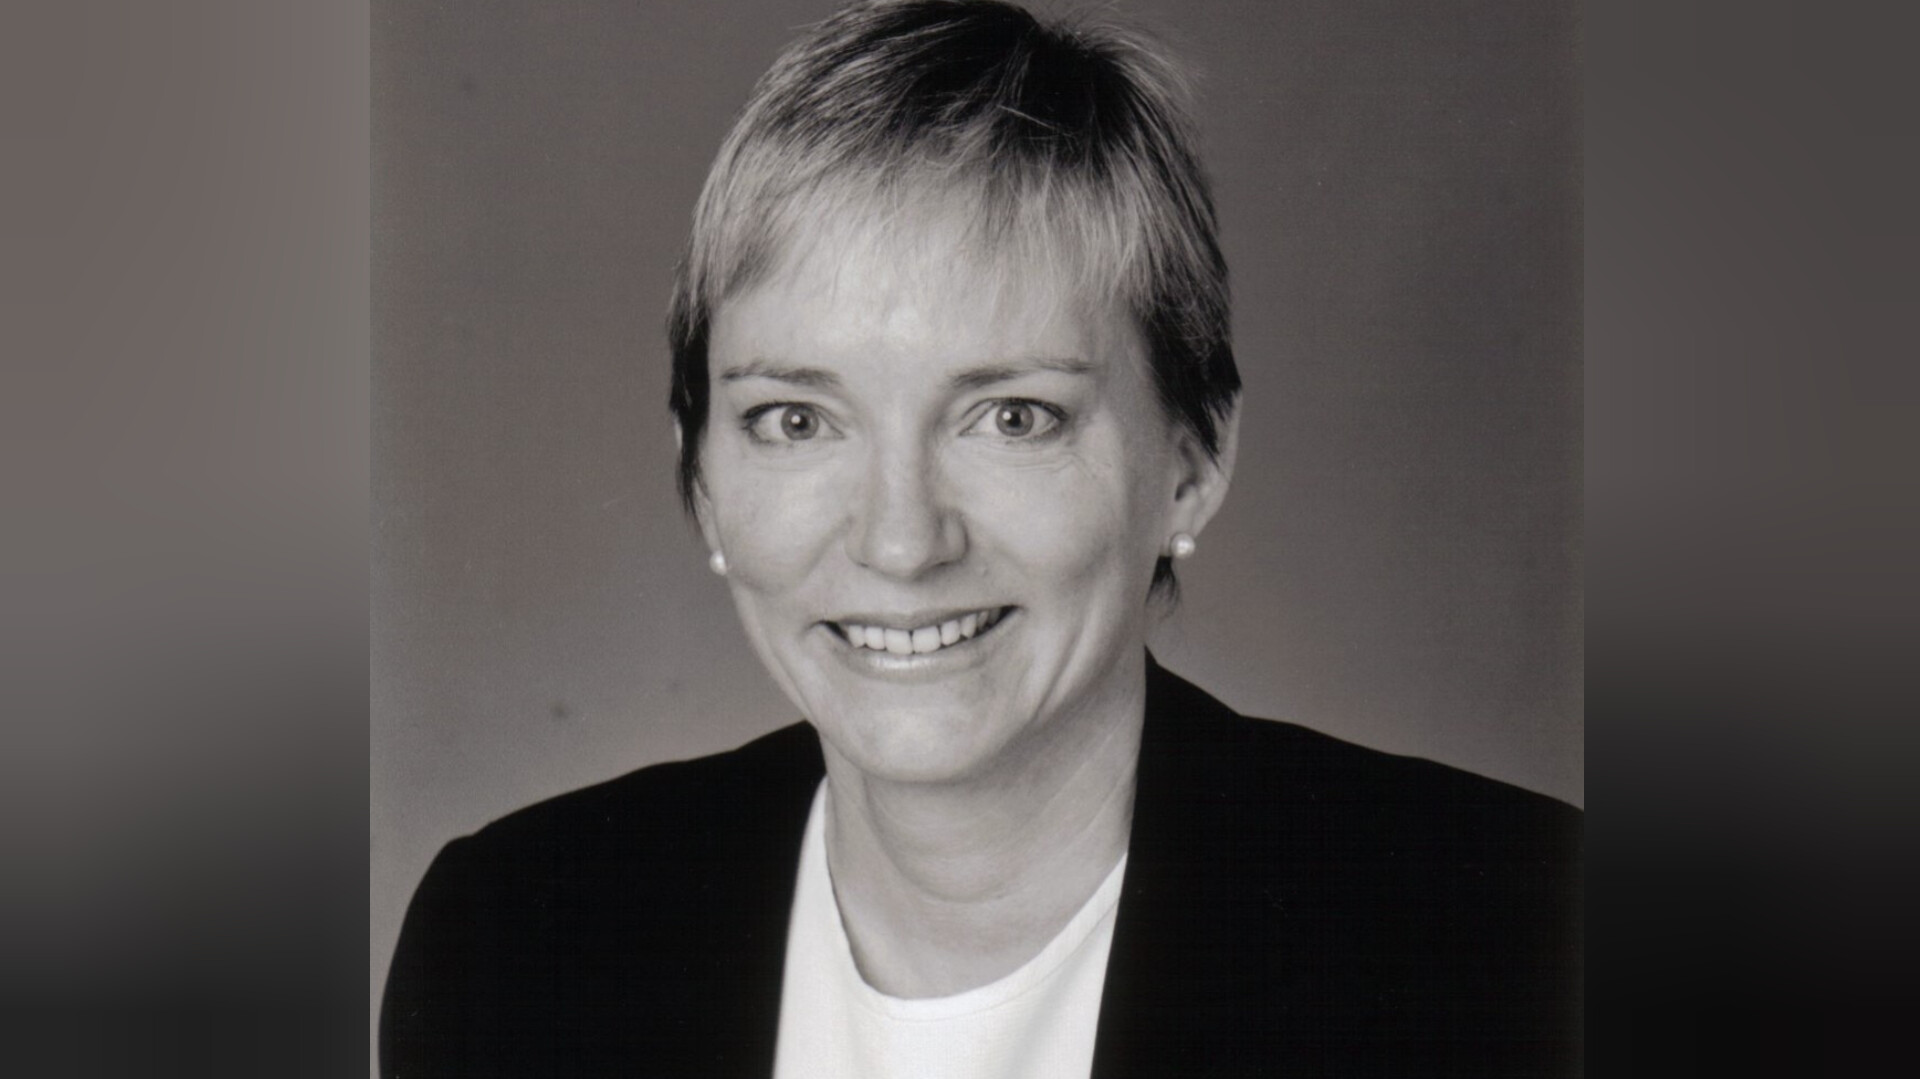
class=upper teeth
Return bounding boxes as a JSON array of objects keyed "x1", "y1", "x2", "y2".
[{"x1": 842, "y1": 609, "x2": 1003, "y2": 655}]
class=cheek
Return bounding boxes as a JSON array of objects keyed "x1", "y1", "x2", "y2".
[
  {"x1": 706, "y1": 463, "x2": 847, "y2": 589},
  {"x1": 958, "y1": 450, "x2": 1165, "y2": 586}
]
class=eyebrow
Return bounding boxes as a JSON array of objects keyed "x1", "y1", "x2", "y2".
[
  {"x1": 716, "y1": 361, "x2": 842, "y2": 389},
  {"x1": 715, "y1": 356, "x2": 1097, "y2": 391},
  {"x1": 947, "y1": 357, "x2": 1098, "y2": 391}
]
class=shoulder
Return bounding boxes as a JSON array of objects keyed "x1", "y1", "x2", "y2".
[
  {"x1": 398, "y1": 717, "x2": 822, "y2": 923},
  {"x1": 381, "y1": 722, "x2": 823, "y2": 1076},
  {"x1": 404, "y1": 721, "x2": 825, "y2": 935},
  {"x1": 1129, "y1": 660, "x2": 1582, "y2": 1072},
  {"x1": 450, "y1": 720, "x2": 824, "y2": 868},
  {"x1": 1143, "y1": 658, "x2": 1581, "y2": 865},
  {"x1": 1141, "y1": 660, "x2": 1580, "y2": 936}
]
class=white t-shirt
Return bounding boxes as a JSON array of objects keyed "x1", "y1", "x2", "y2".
[{"x1": 773, "y1": 781, "x2": 1128, "y2": 1079}]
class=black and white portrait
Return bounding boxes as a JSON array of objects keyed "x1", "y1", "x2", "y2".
[{"x1": 373, "y1": 2, "x2": 1581, "y2": 1074}]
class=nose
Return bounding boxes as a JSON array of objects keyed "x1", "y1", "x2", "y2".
[{"x1": 847, "y1": 445, "x2": 967, "y2": 580}]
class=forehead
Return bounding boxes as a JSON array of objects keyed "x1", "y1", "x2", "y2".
[{"x1": 714, "y1": 198, "x2": 1128, "y2": 361}]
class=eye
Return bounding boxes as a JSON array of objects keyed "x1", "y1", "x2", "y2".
[
  {"x1": 994, "y1": 402, "x2": 1036, "y2": 437},
  {"x1": 966, "y1": 399, "x2": 1065, "y2": 442},
  {"x1": 742, "y1": 403, "x2": 834, "y2": 444}
]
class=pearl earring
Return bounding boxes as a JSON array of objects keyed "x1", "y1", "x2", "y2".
[
  {"x1": 1169, "y1": 533, "x2": 1197, "y2": 560},
  {"x1": 708, "y1": 550, "x2": 728, "y2": 576}
]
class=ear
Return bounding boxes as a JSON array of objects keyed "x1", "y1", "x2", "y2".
[
  {"x1": 676, "y1": 420, "x2": 724, "y2": 552},
  {"x1": 1167, "y1": 404, "x2": 1239, "y2": 542}
]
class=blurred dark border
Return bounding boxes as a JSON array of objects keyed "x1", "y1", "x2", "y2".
[
  {"x1": 1587, "y1": 0, "x2": 1918, "y2": 1073},
  {"x1": 0, "y1": 2, "x2": 368, "y2": 1076}
]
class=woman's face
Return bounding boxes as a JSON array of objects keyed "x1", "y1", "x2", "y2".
[{"x1": 695, "y1": 216, "x2": 1229, "y2": 786}]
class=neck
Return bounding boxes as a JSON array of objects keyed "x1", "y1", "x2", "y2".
[{"x1": 819, "y1": 667, "x2": 1145, "y2": 998}]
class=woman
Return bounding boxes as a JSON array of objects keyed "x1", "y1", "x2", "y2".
[{"x1": 382, "y1": 2, "x2": 1580, "y2": 1076}]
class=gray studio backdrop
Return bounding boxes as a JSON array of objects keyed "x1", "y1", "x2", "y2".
[{"x1": 372, "y1": 0, "x2": 1581, "y2": 1042}]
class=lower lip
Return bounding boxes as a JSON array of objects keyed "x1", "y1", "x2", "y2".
[{"x1": 821, "y1": 610, "x2": 1015, "y2": 681}]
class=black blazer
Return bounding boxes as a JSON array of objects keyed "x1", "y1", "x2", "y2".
[{"x1": 383, "y1": 659, "x2": 1581, "y2": 1077}]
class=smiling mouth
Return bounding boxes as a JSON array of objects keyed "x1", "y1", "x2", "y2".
[{"x1": 827, "y1": 607, "x2": 1013, "y2": 656}]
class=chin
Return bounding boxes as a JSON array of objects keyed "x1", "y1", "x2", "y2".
[{"x1": 811, "y1": 700, "x2": 1018, "y2": 786}]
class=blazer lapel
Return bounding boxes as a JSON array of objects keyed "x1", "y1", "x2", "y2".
[
  {"x1": 1090, "y1": 655, "x2": 1215, "y2": 1077},
  {"x1": 633, "y1": 721, "x2": 823, "y2": 1079},
  {"x1": 1089, "y1": 656, "x2": 1317, "y2": 1079}
]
